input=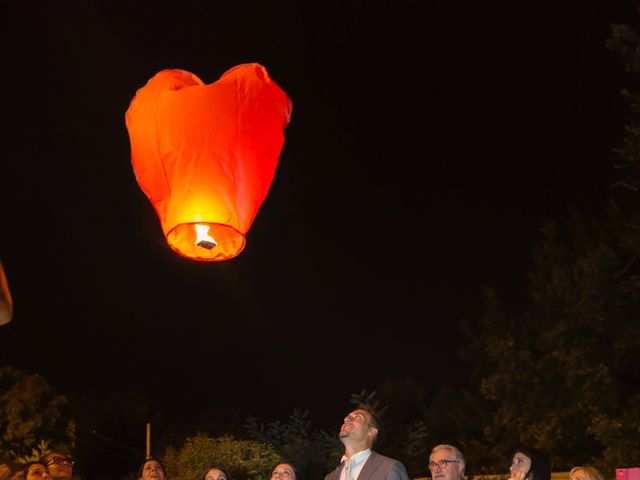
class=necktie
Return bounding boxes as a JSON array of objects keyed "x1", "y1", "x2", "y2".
[{"x1": 344, "y1": 458, "x2": 355, "y2": 480}]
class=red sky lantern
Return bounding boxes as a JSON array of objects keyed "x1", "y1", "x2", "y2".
[{"x1": 125, "y1": 63, "x2": 292, "y2": 261}]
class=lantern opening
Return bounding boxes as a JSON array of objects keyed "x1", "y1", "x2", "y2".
[{"x1": 195, "y1": 224, "x2": 217, "y2": 250}]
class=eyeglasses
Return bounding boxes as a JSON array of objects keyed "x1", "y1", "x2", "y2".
[
  {"x1": 429, "y1": 460, "x2": 460, "y2": 470},
  {"x1": 46, "y1": 457, "x2": 75, "y2": 468}
]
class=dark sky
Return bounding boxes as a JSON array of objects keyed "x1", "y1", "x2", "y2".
[{"x1": 0, "y1": 0, "x2": 636, "y2": 433}]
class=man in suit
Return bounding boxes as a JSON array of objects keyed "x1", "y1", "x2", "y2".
[
  {"x1": 428, "y1": 444, "x2": 465, "y2": 480},
  {"x1": 324, "y1": 405, "x2": 409, "y2": 480}
]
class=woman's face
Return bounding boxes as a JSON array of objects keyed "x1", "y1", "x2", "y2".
[
  {"x1": 25, "y1": 464, "x2": 49, "y2": 480},
  {"x1": 204, "y1": 469, "x2": 228, "y2": 480},
  {"x1": 510, "y1": 452, "x2": 532, "y2": 477},
  {"x1": 141, "y1": 460, "x2": 166, "y2": 480},
  {"x1": 271, "y1": 463, "x2": 296, "y2": 480}
]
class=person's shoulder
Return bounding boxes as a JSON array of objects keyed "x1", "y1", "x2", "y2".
[
  {"x1": 324, "y1": 463, "x2": 340, "y2": 480},
  {"x1": 371, "y1": 451, "x2": 404, "y2": 464},
  {"x1": 369, "y1": 452, "x2": 410, "y2": 479}
]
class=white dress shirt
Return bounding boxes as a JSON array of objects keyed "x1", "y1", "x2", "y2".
[{"x1": 340, "y1": 448, "x2": 372, "y2": 480}]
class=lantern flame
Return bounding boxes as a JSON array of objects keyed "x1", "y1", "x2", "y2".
[{"x1": 195, "y1": 224, "x2": 217, "y2": 250}]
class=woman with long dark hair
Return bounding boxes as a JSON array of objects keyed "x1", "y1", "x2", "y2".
[{"x1": 508, "y1": 446, "x2": 551, "y2": 480}]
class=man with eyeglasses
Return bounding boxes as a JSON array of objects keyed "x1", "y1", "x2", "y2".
[
  {"x1": 428, "y1": 444, "x2": 465, "y2": 480},
  {"x1": 42, "y1": 453, "x2": 74, "y2": 480},
  {"x1": 324, "y1": 405, "x2": 409, "y2": 480}
]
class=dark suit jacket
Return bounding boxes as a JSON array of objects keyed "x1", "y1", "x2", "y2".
[{"x1": 324, "y1": 451, "x2": 410, "y2": 480}]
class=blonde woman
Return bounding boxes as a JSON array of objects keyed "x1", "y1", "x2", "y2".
[{"x1": 570, "y1": 466, "x2": 605, "y2": 480}]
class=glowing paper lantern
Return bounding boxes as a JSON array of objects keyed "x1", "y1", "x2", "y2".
[{"x1": 125, "y1": 63, "x2": 292, "y2": 261}]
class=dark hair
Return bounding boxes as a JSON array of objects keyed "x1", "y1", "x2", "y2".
[
  {"x1": 272, "y1": 461, "x2": 304, "y2": 480},
  {"x1": 201, "y1": 466, "x2": 232, "y2": 480},
  {"x1": 511, "y1": 446, "x2": 551, "y2": 480},
  {"x1": 138, "y1": 458, "x2": 167, "y2": 479},
  {"x1": 354, "y1": 403, "x2": 383, "y2": 444},
  {"x1": 356, "y1": 404, "x2": 382, "y2": 431}
]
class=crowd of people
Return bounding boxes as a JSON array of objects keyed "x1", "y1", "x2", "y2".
[
  {"x1": 0, "y1": 405, "x2": 611, "y2": 480},
  {"x1": 135, "y1": 459, "x2": 302, "y2": 480},
  {"x1": 0, "y1": 453, "x2": 75, "y2": 480}
]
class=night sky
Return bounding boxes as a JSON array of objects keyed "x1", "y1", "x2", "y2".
[{"x1": 0, "y1": 0, "x2": 636, "y2": 433}]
